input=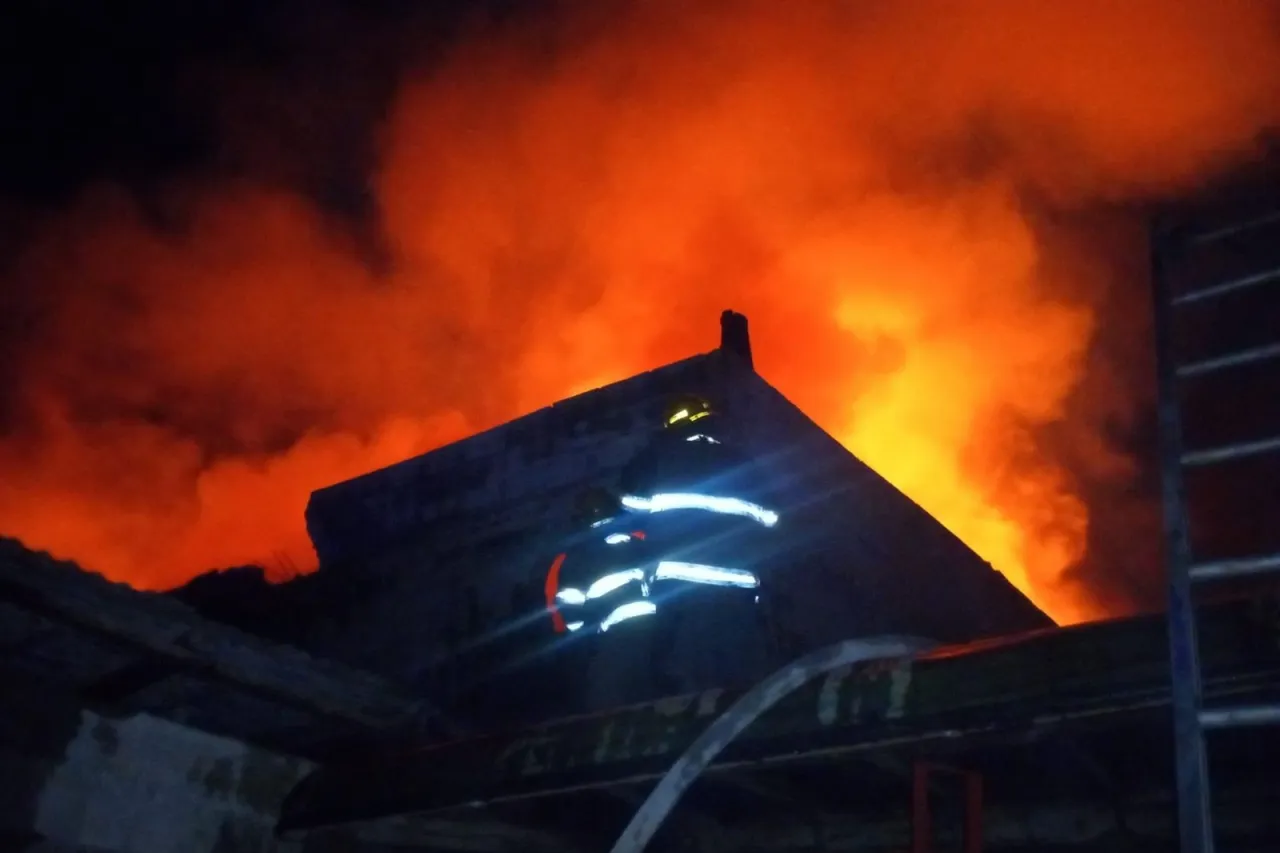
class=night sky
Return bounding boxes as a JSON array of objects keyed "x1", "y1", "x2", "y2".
[
  {"x1": 0, "y1": 0, "x2": 437, "y2": 390},
  {"x1": 0, "y1": 1, "x2": 522, "y2": 208}
]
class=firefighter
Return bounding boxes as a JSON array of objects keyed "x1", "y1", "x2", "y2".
[
  {"x1": 546, "y1": 397, "x2": 783, "y2": 711},
  {"x1": 615, "y1": 394, "x2": 781, "y2": 697},
  {"x1": 543, "y1": 486, "x2": 667, "y2": 710},
  {"x1": 621, "y1": 394, "x2": 733, "y2": 493}
]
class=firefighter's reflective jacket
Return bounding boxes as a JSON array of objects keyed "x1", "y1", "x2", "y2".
[
  {"x1": 545, "y1": 512, "x2": 654, "y2": 635},
  {"x1": 620, "y1": 400, "x2": 774, "y2": 626},
  {"x1": 545, "y1": 397, "x2": 779, "y2": 642}
]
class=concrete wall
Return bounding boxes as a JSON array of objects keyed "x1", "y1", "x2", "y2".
[{"x1": 2, "y1": 683, "x2": 309, "y2": 853}]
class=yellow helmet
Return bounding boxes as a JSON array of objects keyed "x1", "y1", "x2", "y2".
[{"x1": 663, "y1": 395, "x2": 713, "y2": 428}]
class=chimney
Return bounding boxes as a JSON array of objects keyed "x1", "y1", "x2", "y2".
[{"x1": 719, "y1": 309, "x2": 754, "y2": 370}]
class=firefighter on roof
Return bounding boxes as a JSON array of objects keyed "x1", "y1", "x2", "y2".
[
  {"x1": 624, "y1": 396, "x2": 779, "y2": 689},
  {"x1": 621, "y1": 394, "x2": 745, "y2": 495},
  {"x1": 543, "y1": 396, "x2": 782, "y2": 709}
]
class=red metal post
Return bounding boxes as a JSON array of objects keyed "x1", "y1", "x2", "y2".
[
  {"x1": 911, "y1": 761, "x2": 931, "y2": 853},
  {"x1": 964, "y1": 770, "x2": 983, "y2": 853},
  {"x1": 911, "y1": 761, "x2": 983, "y2": 853}
]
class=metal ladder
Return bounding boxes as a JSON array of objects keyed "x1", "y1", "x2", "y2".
[{"x1": 1151, "y1": 203, "x2": 1280, "y2": 853}]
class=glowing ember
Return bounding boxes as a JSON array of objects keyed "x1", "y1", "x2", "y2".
[{"x1": 2, "y1": 1, "x2": 1279, "y2": 624}]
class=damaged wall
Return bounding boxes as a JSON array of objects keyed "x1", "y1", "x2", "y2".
[{"x1": 1, "y1": 683, "x2": 309, "y2": 853}]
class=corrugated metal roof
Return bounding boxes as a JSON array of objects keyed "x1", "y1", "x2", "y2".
[{"x1": 0, "y1": 537, "x2": 420, "y2": 760}]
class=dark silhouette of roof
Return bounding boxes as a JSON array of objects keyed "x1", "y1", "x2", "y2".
[{"x1": 269, "y1": 310, "x2": 1052, "y2": 728}]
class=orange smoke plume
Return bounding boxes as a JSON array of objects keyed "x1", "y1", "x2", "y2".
[{"x1": 3, "y1": 0, "x2": 1279, "y2": 623}]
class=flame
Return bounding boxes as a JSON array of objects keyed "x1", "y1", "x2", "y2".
[{"x1": 2, "y1": 0, "x2": 1280, "y2": 624}]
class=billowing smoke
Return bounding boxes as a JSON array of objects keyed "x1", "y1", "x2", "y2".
[{"x1": 2, "y1": 0, "x2": 1278, "y2": 621}]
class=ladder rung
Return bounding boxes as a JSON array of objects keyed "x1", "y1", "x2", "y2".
[
  {"x1": 1172, "y1": 265, "x2": 1280, "y2": 306},
  {"x1": 1189, "y1": 552, "x2": 1280, "y2": 581},
  {"x1": 1180, "y1": 434, "x2": 1280, "y2": 467},
  {"x1": 1190, "y1": 209, "x2": 1280, "y2": 245},
  {"x1": 1198, "y1": 703, "x2": 1280, "y2": 729},
  {"x1": 1177, "y1": 341, "x2": 1280, "y2": 378}
]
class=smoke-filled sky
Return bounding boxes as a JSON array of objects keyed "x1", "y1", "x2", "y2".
[{"x1": 1, "y1": 0, "x2": 1278, "y2": 623}]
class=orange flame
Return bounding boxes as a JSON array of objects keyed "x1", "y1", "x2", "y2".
[{"x1": 2, "y1": 0, "x2": 1279, "y2": 623}]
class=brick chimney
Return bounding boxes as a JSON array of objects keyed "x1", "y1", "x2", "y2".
[{"x1": 719, "y1": 309, "x2": 754, "y2": 370}]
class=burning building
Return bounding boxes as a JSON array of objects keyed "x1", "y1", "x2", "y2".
[
  {"x1": 180, "y1": 309, "x2": 1049, "y2": 729},
  {"x1": 2, "y1": 187, "x2": 1278, "y2": 849},
  {"x1": 3, "y1": 1, "x2": 1280, "y2": 849},
  {"x1": 264, "y1": 156, "x2": 1280, "y2": 853}
]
